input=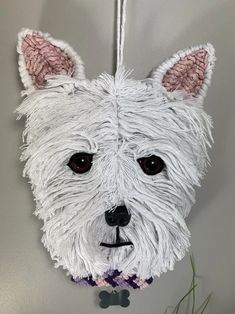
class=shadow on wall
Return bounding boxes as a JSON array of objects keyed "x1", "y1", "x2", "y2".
[
  {"x1": 38, "y1": 0, "x2": 235, "y2": 219},
  {"x1": 39, "y1": 0, "x2": 115, "y2": 78}
]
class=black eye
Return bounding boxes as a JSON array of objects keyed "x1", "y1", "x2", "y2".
[
  {"x1": 137, "y1": 155, "x2": 165, "y2": 175},
  {"x1": 67, "y1": 153, "x2": 93, "y2": 174}
]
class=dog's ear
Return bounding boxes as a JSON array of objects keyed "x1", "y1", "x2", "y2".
[
  {"x1": 151, "y1": 44, "x2": 215, "y2": 100},
  {"x1": 17, "y1": 29, "x2": 85, "y2": 91}
]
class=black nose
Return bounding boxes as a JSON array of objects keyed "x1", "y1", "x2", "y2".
[{"x1": 105, "y1": 205, "x2": 131, "y2": 227}]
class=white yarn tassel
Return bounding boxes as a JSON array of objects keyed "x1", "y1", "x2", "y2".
[{"x1": 116, "y1": 0, "x2": 127, "y2": 70}]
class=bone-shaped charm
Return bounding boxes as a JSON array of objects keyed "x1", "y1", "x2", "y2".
[{"x1": 99, "y1": 289, "x2": 130, "y2": 308}]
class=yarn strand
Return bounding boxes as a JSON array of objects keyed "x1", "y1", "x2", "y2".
[{"x1": 116, "y1": 0, "x2": 127, "y2": 70}]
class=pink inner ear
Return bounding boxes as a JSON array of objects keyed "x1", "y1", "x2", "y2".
[
  {"x1": 21, "y1": 32, "x2": 75, "y2": 88},
  {"x1": 162, "y1": 49, "x2": 209, "y2": 96}
]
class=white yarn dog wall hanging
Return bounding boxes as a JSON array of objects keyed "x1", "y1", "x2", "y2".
[{"x1": 16, "y1": 0, "x2": 215, "y2": 290}]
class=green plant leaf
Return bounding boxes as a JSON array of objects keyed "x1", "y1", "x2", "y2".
[
  {"x1": 174, "y1": 284, "x2": 197, "y2": 314},
  {"x1": 199, "y1": 293, "x2": 212, "y2": 314},
  {"x1": 164, "y1": 255, "x2": 212, "y2": 314},
  {"x1": 190, "y1": 254, "x2": 196, "y2": 314}
]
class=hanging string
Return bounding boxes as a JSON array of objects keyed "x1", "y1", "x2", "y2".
[{"x1": 116, "y1": 0, "x2": 127, "y2": 70}]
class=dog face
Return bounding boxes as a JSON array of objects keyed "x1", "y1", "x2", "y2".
[{"x1": 17, "y1": 29, "x2": 215, "y2": 282}]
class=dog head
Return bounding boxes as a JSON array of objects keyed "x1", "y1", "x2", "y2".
[{"x1": 17, "y1": 29, "x2": 215, "y2": 283}]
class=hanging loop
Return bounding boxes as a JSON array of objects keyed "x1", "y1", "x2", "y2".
[{"x1": 116, "y1": 0, "x2": 127, "y2": 71}]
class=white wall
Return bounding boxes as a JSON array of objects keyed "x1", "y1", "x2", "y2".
[{"x1": 0, "y1": 0, "x2": 234, "y2": 313}]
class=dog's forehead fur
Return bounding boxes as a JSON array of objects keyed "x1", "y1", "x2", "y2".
[{"x1": 20, "y1": 69, "x2": 211, "y2": 152}]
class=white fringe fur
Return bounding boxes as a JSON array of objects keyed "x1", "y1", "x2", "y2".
[{"x1": 16, "y1": 31, "x2": 215, "y2": 280}]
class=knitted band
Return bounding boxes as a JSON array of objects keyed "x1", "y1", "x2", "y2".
[{"x1": 71, "y1": 269, "x2": 153, "y2": 289}]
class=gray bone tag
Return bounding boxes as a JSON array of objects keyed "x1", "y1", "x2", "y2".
[{"x1": 99, "y1": 289, "x2": 130, "y2": 308}]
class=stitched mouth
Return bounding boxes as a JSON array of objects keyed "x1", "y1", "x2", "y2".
[{"x1": 100, "y1": 227, "x2": 133, "y2": 248}]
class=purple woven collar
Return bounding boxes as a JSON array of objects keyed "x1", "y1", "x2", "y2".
[{"x1": 71, "y1": 269, "x2": 153, "y2": 289}]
